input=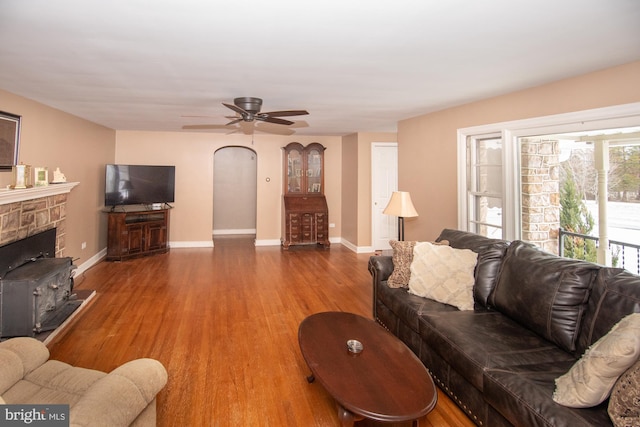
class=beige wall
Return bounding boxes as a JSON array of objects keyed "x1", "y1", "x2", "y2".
[
  {"x1": 399, "y1": 61, "x2": 640, "y2": 241},
  {"x1": 114, "y1": 131, "x2": 342, "y2": 245},
  {"x1": 340, "y1": 132, "x2": 396, "y2": 249},
  {"x1": 340, "y1": 133, "x2": 358, "y2": 246},
  {"x1": 0, "y1": 89, "x2": 115, "y2": 265}
]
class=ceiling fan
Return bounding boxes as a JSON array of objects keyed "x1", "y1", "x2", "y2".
[{"x1": 222, "y1": 97, "x2": 308, "y2": 126}]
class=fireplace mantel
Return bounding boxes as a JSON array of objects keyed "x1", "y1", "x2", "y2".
[{"x1": 0, "y1": 182, "x2": 79, "y2": 205}]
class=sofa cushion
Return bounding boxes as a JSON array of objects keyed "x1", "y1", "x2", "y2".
[
  {"x1": 489, "y1": 241, "x2": 599, "y2": 353},
  {"x1": 484, "y1": 363, "x2": 613, "y2": 427},
  {"x1": 608, "y1": 359, "x2": 640, "y2": 427},
  {"x1": 408, "y1": 242, "x2": 478, "y2": 310},
  {"x1": 436, "y1": 229, "x2": 509, "y2": 307},
  {"x1": 376, "y1": 284, "x2": 458, "y2": 333},
  {"x1": 576, "y1": 268, "x2": 640, "y2": 356},
  {"x1": 418, "y1": 310, "x2": 576, "y2": 391},
  {"x1": 553, "y1": 313, "x2": 640, "y2": 408}
]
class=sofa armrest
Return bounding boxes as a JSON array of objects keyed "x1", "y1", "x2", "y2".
[
  {"x1": 368, "y1": 255, "x2": 394, "y2": 319},
  {"x1": 368, "y1": 255, "x2": 394, "y2": 282},
  {"x1": 69, "y1": 358, "x2": 168, "y2": 427}
]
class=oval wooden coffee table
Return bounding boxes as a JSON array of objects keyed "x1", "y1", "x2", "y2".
[{"x1": 298, "y1": 311, "x2": 437, "y2": 427}]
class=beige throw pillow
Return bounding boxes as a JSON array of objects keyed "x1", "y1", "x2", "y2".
[
  {"x1": 408, "y1": 242, "x2": 478, "y2": 311},
  {"x1": 553, "y1": 313, "x2": 640, "y2": 408}
]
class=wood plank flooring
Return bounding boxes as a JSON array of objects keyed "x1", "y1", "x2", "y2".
[{"x1": 47, "y1": 236, "x2": 474, "y2": 427}]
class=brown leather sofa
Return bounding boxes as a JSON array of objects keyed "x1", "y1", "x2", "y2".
[{"x1": 368, "y1": 229, "x2": 640, "y2": 427}]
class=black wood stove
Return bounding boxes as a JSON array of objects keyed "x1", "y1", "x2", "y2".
[{"x1": 0, "y1": 229, "x2": 78, "y2": 338}]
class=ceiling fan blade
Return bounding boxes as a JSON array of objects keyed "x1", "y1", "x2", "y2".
[
  {"x1": 258, "y1": 116, "x2": 295, "y2": 126},
  {"x1": 254, "y1": 122, "x2": 295, "y2": 136},
  {"x1": 223, "y1": 102, "x2": 248, "y2": 116},
  {"x1": 226, "y1": 118, "x2": 244, "y2": 126},
  {"x1": 262, "y1": 110, "x2": 309, "y2": 117}
]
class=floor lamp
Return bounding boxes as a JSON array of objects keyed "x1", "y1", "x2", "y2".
[{"x1": 383, "y1": 191, "x2": 418, "y2": 241}]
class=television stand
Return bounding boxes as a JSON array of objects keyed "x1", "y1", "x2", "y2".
[{"x1": 105, "y1": 208, "x2": 170, "y2": 261}]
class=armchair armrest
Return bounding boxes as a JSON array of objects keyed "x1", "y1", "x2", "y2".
[
  {"x1": 69, "y1": 358, "x2": 168, "y2": 427},
  {"x1": 0, "y1": 337, "x2": 50, "y2": 394}
]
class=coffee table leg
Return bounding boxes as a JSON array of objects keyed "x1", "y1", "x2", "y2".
[{"x1": 337, "y1": 404, "x2": 362, "y2": 427}]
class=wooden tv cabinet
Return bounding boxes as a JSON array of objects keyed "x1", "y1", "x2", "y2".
[{"x1": 106, "y1": 208, "x2": 170, "y2": 261}]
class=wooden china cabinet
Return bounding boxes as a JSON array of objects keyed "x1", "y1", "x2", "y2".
[{"x1": 282, "y1": 142, "x2": 330, "y2": 249}]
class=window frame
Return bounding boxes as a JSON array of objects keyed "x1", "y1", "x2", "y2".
[
  {"x1": 465, "y1": 133, "x2": 504, "y2": 238},
  {"x1": 457, "y1": 102, "x2": 640, "y2": 241}
]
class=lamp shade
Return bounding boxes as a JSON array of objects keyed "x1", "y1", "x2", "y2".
[{"x1": 383, "y1": 191, "x2": 418, "y2": 218}]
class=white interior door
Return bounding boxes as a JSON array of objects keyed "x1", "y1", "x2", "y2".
[{"x1": 372, "y1": 142, "x2": 398, "y2": 250}]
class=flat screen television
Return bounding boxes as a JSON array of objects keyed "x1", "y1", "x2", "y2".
[{"x1": 105, "y1": 164, "x2": 175, "y2": 207}]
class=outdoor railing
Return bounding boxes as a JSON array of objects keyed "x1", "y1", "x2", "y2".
[{"x1": 559, "y1": 229, "x2": 640, "y2": 274}]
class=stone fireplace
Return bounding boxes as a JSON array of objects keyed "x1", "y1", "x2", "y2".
[
  {"x1": 0, "y1": 183, "x2": 78, "y2": 255},
  {"x1": 0, "y1": 183, "x2": 80, "y2": 338}
]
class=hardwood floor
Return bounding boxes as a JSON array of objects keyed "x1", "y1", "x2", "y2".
[{"x1": 48, "y1": 236, "x2": 474, "y2": 427}]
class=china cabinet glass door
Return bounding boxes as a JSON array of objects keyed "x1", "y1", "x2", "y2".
[
  {"x1": 287, "y1": 147, "x2": 303, "y2": 194},
  {"x1": 307, "y1": 147, "x2": 322, "y2": 193}
]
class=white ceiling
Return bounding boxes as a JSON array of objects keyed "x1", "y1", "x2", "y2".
[{"x1": 1, "y1": 0, "x2": 639, "y2": 136}]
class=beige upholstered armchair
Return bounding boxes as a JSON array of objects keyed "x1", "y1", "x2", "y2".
[{"x1": 0, "y1": 337, "x2": 167, "y2": 427}]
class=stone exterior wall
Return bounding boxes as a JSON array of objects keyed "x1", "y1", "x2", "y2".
[
  {"x1": 0, "y1": 194, "x2": 68, "y2": 256},
  {"x1": 521, "y1": 139, "x2": 561, "y2": 254}
]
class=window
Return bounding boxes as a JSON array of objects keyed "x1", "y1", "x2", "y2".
[
  {"x1": 458, "y1": 102, "x2": 640, "y2": 269},
  {"x1": 465, "y1": 135, "x2": 503, "y2": 238}
]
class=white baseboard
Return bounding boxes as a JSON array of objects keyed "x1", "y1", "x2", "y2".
[
  {"x1": 212, "y1": 229, "x2": 256, "y2": 235},
  {"x1": 339, "y1": 238, "x2": 375, "y2": 253},
  {"x1": 75, "y1": 248, "x2": 107, "y2": 276}
]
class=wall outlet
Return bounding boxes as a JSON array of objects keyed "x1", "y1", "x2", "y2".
[
  {"x1": 81, "y1": 242, "x2": 87, "y2": 250},
  {"x1": 329, "y1": 223, "x2": 335, "y2": 228}
]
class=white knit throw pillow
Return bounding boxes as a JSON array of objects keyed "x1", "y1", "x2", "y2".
[
  {"x1": 408, "y1": 242, "x2": 477, "y2": 311},
  {"x1": 554, "y1": 313, "x2": 640, "y2": 408}
]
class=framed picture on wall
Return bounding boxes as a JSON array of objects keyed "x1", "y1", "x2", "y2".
[{"x1": 0, "y1": 111, "x2": 21, "y2": 170}]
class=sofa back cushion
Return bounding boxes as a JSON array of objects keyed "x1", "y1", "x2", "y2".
[
  {"x1": 488, "y1": 241, "x2": 600, "y2": 353},
  {"x1": 575, "y1": 268, "x2": 640, "y2": 356},
  {"x1": 436, "y1": 229, "x2": 509, "y2": 307}
]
